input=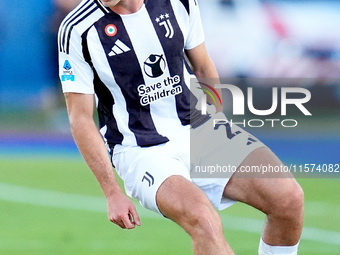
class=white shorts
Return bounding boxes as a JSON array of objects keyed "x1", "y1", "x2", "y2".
[{"x1": 112, "y1": 112, "x2": 266, "y2": 214}]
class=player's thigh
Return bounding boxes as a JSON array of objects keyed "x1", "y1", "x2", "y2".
[
  {"x1": 191, "y1": 113, "x2": 267, "y2": 211},
  {"x1": 223, "y1": 147, "x2": 303, "y2": 214}
]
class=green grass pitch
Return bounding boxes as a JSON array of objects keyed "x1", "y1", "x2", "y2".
[{"x1": 0, "y1": 157, "x2": 339, "y2": 254}]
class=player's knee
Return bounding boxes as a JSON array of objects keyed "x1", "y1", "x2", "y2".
[
  {"x1": 184, "y1": 204, "x2": 222, "y2": 241},
  {"x1": 271, "y1": 182, "x2": 304, "y2": 222}
]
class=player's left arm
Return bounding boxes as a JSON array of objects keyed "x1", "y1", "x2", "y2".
[{"x1": 185, "y1": 43, "x2": 223, "y2": 112}]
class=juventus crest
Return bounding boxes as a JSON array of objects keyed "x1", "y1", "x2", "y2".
[{"x1": 155, "y1": 13, "x2": 174, "y2": 38}]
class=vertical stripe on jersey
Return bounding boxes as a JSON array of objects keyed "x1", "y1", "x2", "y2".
[
  {"x1": 121, "y1": 5, "x2": 185, "y2": 140},
  {"x1": 94, "y1": 69, "x2": 125, "y2": 146},
  {"x1": 146, "y1": 0, "x2": 195, "y2": 126},
  {"x1": 82, "y1": 28, "x2": 125, "y2": 146},
  {"x1": 86, "y1": 26, "x2": 137, "y2": 147},
  {"x1": 94, "y1": 13, "x2": 169, "y2": 147}
]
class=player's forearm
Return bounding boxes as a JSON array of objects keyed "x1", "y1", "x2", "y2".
[
  {"x1": 194, "y1": 62, "x2": 223, "y2": 112},
  {"x1": 69, "y1": 116, "x2": 123, "y2": 198},
  {"x1": 186, "y1": 44, "x2": 223, "y2": 112},
  {"x1": 193, "y1": 57, "x2": 219, "y2": 80}
]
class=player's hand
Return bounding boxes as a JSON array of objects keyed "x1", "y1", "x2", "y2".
[{"x1": 106, "y1": 192, "x2": 141, "y2": 229}]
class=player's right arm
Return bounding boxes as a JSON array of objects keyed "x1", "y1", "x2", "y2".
[
  {"x1": 58, "y1": 12, "x2": 139, "y2": 228},
  {"x1": 64, "y1": 92, "x2": 141, "y2": 229}
]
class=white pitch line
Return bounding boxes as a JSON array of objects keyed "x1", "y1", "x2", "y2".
[{"x1": 0, "y1": 182, "x2": 339, "y2": 246}]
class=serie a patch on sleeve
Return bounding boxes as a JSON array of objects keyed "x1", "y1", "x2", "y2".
[{"x1": 61, "y1": 60, "x2": 75, "y2": 82}]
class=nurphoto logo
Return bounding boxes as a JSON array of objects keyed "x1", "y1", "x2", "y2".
[{"x1": 198, "y1": 81, "x2": 312, "y2": 128}]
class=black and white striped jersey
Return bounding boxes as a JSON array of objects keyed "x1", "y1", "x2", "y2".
[{"x1": 58, "y1": 0, "x2": 208, "y2": 149}]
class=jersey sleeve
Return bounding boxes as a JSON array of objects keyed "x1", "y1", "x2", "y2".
[
  {"x1": 58, "y1": 27, "x2": 95, "y2": 94},
  {"x1": 184, "y1": 0, "x2": 205, "y2": 50}
]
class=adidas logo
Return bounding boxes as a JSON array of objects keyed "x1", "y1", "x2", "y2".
[
  {"x1": 108, "y1": 39, "x2": 131, "y2": 57},
  {"x1": 247, "y1": 136, "x2": 257, "y2": 145}
]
